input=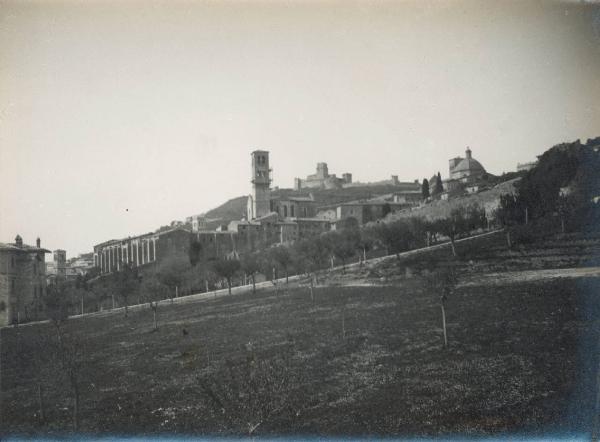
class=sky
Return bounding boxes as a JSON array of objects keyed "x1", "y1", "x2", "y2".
[{"x1": 1, "y1": 0, "x2": 599, "y2": 256}]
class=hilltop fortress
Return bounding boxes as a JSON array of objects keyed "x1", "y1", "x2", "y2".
[
  {"x1": 294, "y1": 162, "x2": 417, "y2": 190},
  {"x1": 294, "y1": 163, "x2": 352, "y2": 190}
]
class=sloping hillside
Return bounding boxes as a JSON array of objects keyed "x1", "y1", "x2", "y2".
[
  {"x1": 386, "y1": 178, "x2": 519, "y2": 222},
  {"x1": 202, "y1": 196, "x2": 248, "y2": 223}
]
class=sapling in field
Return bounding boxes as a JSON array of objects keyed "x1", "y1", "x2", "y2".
[
  {"x1": 426, "y1": 264, "x2": 458, "y2": 348},
  {"x1": 115, "y1": 262, "x2": 141, "y2": 317},
  {"x1": 149, "y1": 301, "x2": 158, "y2": 331},
  {"x1": 45, "y1": 285, "x2": 87, "y2": 431}
]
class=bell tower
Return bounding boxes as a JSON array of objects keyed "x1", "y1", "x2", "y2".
[{"x1": 247, "y1": 150, "x2": 272, "y2": 220}]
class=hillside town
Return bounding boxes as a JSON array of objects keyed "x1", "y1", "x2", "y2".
[
  {"x1": 1, "y1": 142, "x2": 539, "y2": 326},
  {"x1": 2, "y1": 135, "x2": 600, "y2": 437},
  {"x1": 3, "y1": 136, "x2": 600, "y2": 328}
]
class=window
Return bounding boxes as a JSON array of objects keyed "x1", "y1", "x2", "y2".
[{"x1": 291, "y1": 205, "x2": 295, "y2": 217}]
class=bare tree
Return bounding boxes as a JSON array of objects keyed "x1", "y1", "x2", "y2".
[
  {"x1": 12, "y1": 325, "x2": 57, "y2": 426},
  {"x1": 149, "y1": 301, "x2": 159, "y2": 331},
  {"x1": 45, "y1": 283, "x2": 86, "y2": 431},
  {"x1": 115, "y1": 263, "x2": 140, "y2": 317},
  {"x1": 495, "y1": 193, "x2": 525, "y2": 248},
  {"x1": 140, "y1": 274, "x2": 165, "y2": 331},
  {"x1": 357, "y1": 227, "x2": 375, "y2": 265},
  {"x1": 426, "y1": 265, "x2": 458, "y2": 348}
]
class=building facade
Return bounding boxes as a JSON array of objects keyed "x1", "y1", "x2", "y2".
[
  {"x1": 94, "y1": 228, "x2": 190, "y2": 275},
  {"x1": 0, "y1": 235, "x2": 49, "y2": 326},
  {"x1": 271, "y1": 195, "x2": 317, "y2": 219},
  {"x1": 93, "y1": 227, "x2": 245, "y2": 276}
]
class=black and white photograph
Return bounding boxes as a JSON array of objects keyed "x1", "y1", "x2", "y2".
[{"x1": 1, "y1": 0, "x2": 600, "y2": 439}]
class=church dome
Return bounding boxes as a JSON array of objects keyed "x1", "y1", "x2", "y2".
[{"x1": 453, "y1": 157, "x2": 485, "y2": 174}]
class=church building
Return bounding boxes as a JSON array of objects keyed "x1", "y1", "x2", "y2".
[{"x1": 448, "y1": 148, "x2": 487, "y2": 184}]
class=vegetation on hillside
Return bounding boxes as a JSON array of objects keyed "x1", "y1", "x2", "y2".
[{"x1": 495, "y1": 137, "x2": 600, "y2": 245}]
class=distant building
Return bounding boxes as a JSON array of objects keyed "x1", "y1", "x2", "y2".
[
  {"x1": 316, "y1": 208, "x2": 338, "y2": 221},
  {"x1": 94, "y1": 228, "x2": 189, "y2": 275},
  {"x1": 66, "y1": 253, "x2": 95, "y2": 278},
  {"x1": 228, "y1": 213, "x2": 280, "y2": 250},
  {"x1": 54, "y1": 250, "x2": 66, "y2": 271},
  {"x1": 186, "y1": 215, "x2": 208, "y2": 232},
  {"x1": 247, "y1": 150, "x2": 272, "y2": 220},
  {"x1": 392, "y1": 190, "x2": 422, "y2": 205},
  {"x1": 294, "y1": 218, "x2": 332, "y2": 239},
  {"x1": 294, "y1": 162, "x2": 352, "y2": 190},
  {"x1": 517, "y1": 161, "x2": 538, "y2": 172},
  {"x1": 0, "y1": 235, "x2": 49, "y2": 326},
  {"x1": 46, "y1": 249, "x2": 69, "y2": 282},
  {"x1": 449, "y1": 148, "x2": 487, "y2": 183},
  {"x1": 270, "y1": 195, "x2": 317, "y2": 219},
  {"x1": 93, "y1": 227, "x2": 242, "y2": 276},
  {"x1": 315, "y1": 201, "x2": 408, "y2": 226}
]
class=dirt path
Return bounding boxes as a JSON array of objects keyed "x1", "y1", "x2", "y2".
[
  {"x1": 459, "y1": 266, "x2": 600, "y2": 287},
  {"x1": 333, "y1": 266, "x2": 600, "y2": 289}
]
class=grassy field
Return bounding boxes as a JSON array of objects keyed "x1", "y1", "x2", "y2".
[{"x1": 1, "y1": 234, "x2": 599, "y2": 438}]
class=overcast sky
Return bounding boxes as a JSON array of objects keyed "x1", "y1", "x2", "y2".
[{"x1": 1, "y1": 0, "x2": 599, "y2": 256}]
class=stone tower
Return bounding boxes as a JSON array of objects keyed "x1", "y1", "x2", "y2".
[
  {"x1": 53, "y1": 249, "x2": 67, "y2": 278},
  {"x1": 316, "y1": 162, "x2": 329, "y2": 179},
  {"x1": 247, "y1": 150, "x2": 271, "y2": 220}
]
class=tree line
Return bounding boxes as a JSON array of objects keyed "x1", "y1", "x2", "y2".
[
  {"x1": 494, "y1": 138, "x2": 600, "y2": 246},
  {"x1": 42, "y1": 202, "x2": 489, "y2": 325}
]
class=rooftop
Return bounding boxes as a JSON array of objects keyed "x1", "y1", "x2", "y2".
[
  {"x1": 0, "y1": 242, "x2": 50, "y2": 253},
  {"x1": 453, "y1": 157, "x2": 486, "y2": 173}
]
